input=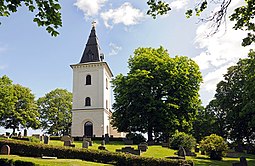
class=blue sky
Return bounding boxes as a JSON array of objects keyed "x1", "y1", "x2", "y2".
[{"x1": 0, "y1": 0, "x2": 254, "y2": 109}]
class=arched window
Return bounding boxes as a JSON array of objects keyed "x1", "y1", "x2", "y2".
[
  {"x1": 86, "y1": 75, "x2": 91, "y2": 85},
  {"x1": 85, "y1": 97, "x2": 91, "y2": 106},
  {"x1": 106, "y1": 78, "x2": 108, "y2": 89}
]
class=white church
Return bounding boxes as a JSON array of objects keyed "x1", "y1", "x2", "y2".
[{"x1": 70, "y1": 24, "x2": 124, "y2": 138}]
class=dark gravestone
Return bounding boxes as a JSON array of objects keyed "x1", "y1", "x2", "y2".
[
  {"x1": 18, "y1": 132, "x2": 22, "y2": 138},
  {"x1": 101, "y1": 140, "x2": 105, "y2": 146},
  {"x1": 138, "y1": 142, "x2": 148, "y2": 152},
  {"x1": 178, "y1": 146, "x2": 186, "y2": 159},
  {"x1": 23, "y1": 129, "x2": 27, "y2": 137},
  {"x1": 64, "y1": 140, "x2": 72, "y2": 146},
  {"x1": 0, "y1": 145, "x2": 10, "y2": 155},
  {"x1": 44, "y1": 136, "x2": 50, "y2": 144},
  {"x1": 82, "y1": 141, "x2": 89, "y2": 148},
  {"x1": 232, "y1": 156, "x2": 248, "y2": 166},
  {"x1": 105, "y1": 134, "x2": 109, "y2": 144}
]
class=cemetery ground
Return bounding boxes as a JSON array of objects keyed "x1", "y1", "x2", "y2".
[{"x1": 1, "y1": 139, "x2": 255, "y2": 165}]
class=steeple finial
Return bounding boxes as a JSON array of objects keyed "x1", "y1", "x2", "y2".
[{"x1": 92, "y1": 21, "x2": 97, "y2": 28}]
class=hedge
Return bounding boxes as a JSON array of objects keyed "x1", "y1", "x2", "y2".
[
  {"x1": 0, "y1": 158, "x2": 36, "y2": 166},
  {"x1": 0, "y1": 139, "x2": 193, "y2": 166}
]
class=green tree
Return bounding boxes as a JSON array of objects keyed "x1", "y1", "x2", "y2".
[
  {"x1": 0, "y1": 0, "x2": 62, "y2": 36},
  {"x1": 37, "y1": 88, "x2": 72, "y2": 136},
  {"x1": 0, "y1": 75, "x2": 40, "y2": 134},
  {"x1": 208, "y1": 50, "x2": 255, "y2": 151},
  {"x1": 111, "y1": 47, "x2": 202, "y2": 141}
]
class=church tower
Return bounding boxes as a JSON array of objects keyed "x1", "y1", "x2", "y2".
[{"x1": 71, "y1": 23, "x2": 122, "y2": 138}]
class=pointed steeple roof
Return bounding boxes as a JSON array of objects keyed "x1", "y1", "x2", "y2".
[{"x1": 80, "y1": 23, "x2": 102, "y2": 63}]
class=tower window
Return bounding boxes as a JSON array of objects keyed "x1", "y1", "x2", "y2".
[
  {"x1": 86, "y1": 75, "x2": 91, "y2": 85},
  {"x1": 106, "y1": 78, "x2": 108, "y2": 89},
  {"x1": 85, "y1": 97, "x2": 91, "y2": 106}
]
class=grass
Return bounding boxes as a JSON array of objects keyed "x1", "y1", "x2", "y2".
[
  {"x1": 5, "y1": 139, "x2": 255, "y2": 165},
  {"x1": 0, "y1": 155, "x2": 111, "y2": 166}
]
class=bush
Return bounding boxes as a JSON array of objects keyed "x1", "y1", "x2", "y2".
[
  {"x1": 0, "y1": 158, "x2": 36, "y2": 166},
  {"x1": 169, "y1": 131, "x2": 196, "y2": 152},
  {"x1": 0, "y1": 139, "x2": 193, "y2": 166},
  {"x1": 28, "y1": 137, "x2": 40, "y2": 143},
  {"x1": 200, "y1": 134, "x2": 228, "y2": 160},
  {"x1": 126, "y1": 133, "x2": 146, "y2": 144}
]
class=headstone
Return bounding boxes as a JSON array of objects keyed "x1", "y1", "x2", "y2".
[
  {"x1": 98, "y1": 145, "x2": 106, "y2": 150},
  {"x1": 40, "y1": 135, "x2": 44, "y2": 142},
  {"x1": 178, "y1": 146, "x2": 186, "y2": 159},
  {"x1": 83, "y1": 137, "x2": 92, "y2": 146},
  {"x1": 101, "y1": 140, "x2": 105, "y2": 146},
  {"x1": 0, "y1": 145, "x2": 10, "y2": 155},
  {"x1": 105, "y1": 134, "x2": 109, "y2": 144},
  {"x1": 23, "y1": 129, "x2": 27, "y2": 137},
  {"x1": 5, "y1": 132, "x2": 10, "y2": 137},
  {"x1": 82, "y1": 141, "x2": 89, "y2": 148},
  {"x1": 61, "y1": 135, "x2": 72, "y2": 142},
  {"x1": 44, "y1": 136, "x2": 50, "y2": 144},
  {"x1": 18, "y1": 132, "x2": 22, "y2": 138},
  {"x1": 138, "y1": 142, "x2": 148, "y2": 152},
  {"x1": 240, "y1": 156, "x2": 248, "y2": 166},
  {"x1": 116, "y1": 146, "x2": 141, "y2": 155},
  {"x1": 64, "y1": 140, "x2": 72, "y2": 146}
]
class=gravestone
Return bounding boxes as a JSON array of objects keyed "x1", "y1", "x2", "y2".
[
  {"x1": 5, "y1": 132, "x2": 10, "y2": 137},
  {"x1": 64, "y1": 140, "x2": 72, "y2": 146},
  {"x1": 23, "y1": 129, "x2": 27, "y2": 137},
  {"x1": 83, "y1": 137, "x2": 92, "y2": 146},
  {"x1": 116, "y1": 146, "x2": 141, "y2": 155},
  {"x1": 82, "y1": 141, "x2": 89, "y2": 148},
  {"x1": 101, "y1": 140, "x2": 105, "y2": 146},
  {"x1": 40, "y1": 135, "x2": 44, "y2": 142},
  {"x1": 178, "y1": 146, "x2": 186, "y2": 159},
  {"x1": 44, "y1": 136, "x2": 50, "y2": 144},
  {"x1": 105, "y1": 134, "x2": 109, "y2": 144},
  {"x1": 0, "y1": 145, "x2": 10, "y2": 155},
  {"x1": 18, "y1": 132, "x2": 21, "y2": 138},
  {"x1": 61, "y1": 135, "x2": 72, "y2": 142},
  {"x1": 138, "y1": 142, "x2": 148, "y2": 152},
  {"x1": 232, "y1": 156, "x2": 248, "y2": 166}
]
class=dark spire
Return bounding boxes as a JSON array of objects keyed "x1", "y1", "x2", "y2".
[{"x1": 80, "y1": 22, "x2": 102, "y2": 63}]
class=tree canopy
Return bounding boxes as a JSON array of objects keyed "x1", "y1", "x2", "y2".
[
  {"x1": 111, "y1": 47, "x2": 202, "y2": 141},
  {"x1": 37, "y1": 88, "x2": 72, "y2": 136},
  {"x1": 0, "y1": 0, "x2": 62, "y2": 36},
  {"x1": 206, "y1": 50, "x2": 255, "y2": 150},
  {"x1": 0, "y1": 75, "x2": 40, "y2": 134}
]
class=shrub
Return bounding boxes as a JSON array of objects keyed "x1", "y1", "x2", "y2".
[
  {"x1": 0, "y1": 158, "x2": 36, "y2": 166},
  {"x1": 169, "y1": 131, "x2": 196, "y2": 152},
  {"x1": 28, "y1": 137, "x2": 40, "y2": 143},
  {"x1": 126, "y1": 133, "x2": 146, "y2": 144},
  {"x1": 0, "y1": 139, "x2": 193, "y2": 166},
  {"x1": 200, "y1": 134, "x2": 228, "y2": 160}
]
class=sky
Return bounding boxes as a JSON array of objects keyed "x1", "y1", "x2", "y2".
[{"x1": 0, "y1": 0, "x2": 254, "y2": 135}]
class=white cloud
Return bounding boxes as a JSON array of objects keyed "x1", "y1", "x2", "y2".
[
  {"x1": 193, "y1": 0, "x2": 254, "y2": 104},
  {"x1": 74, "y1": 0, "x2": 107, "y2": 18},
  {"x1": 108, "y1": 43, "x2": 122, "y2": 56},
  {"x1": 170, "y1": 0, "x2": 189, "y2": 10},
  {"x1": 100, "y1": 2, "x2": 145, "y2": 29}
]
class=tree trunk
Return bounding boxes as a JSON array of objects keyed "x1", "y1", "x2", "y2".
[
  {"x1": 12, "y1": 127, "x2": 16, "y2": 136},
  {"x1": 148, "y1": 125, "x2": 153, "y2": 141}
]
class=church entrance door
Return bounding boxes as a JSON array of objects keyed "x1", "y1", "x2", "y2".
[{"x1": 84, "y1": 121, "x2": 93, "y2": 137}]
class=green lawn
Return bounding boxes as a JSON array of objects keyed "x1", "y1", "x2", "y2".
[{"x1": 4, "y1": 139, "x2": 255, "y2": 166}]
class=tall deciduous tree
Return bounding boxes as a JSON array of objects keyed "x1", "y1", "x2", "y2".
[
  {"x1": 0, "y1": 0, "x2": 62, "y2": 36},
  {"x1": 37, "y1": 88, "x2": 72, "y2": 136},
  {"x1": 0, "y1": 75, "x2": 39, "y2": 134},
  {"x1": 111, "y1": 47, "x2": 202, "y2": 141},
  {"x1": 207, "y1": 50, "x2": 255, "y2": 150}
]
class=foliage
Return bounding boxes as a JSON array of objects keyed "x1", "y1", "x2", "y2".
[
  {"x1": 0, "y1": 75, "x2": 40, "y2": 134},
  {"x1": 200, "y1": 134, "x2": 228, "y2": 160},
  {"x1": 28, "y1": 136, "x2": 40, "y2": 143},
  {"x1": 206, "y1": 50, "x2": 255, "y2": 149},
  {"x1": 0, "y1": 0, "x2": 62, "y2": 36},
  {"x1": 0, "y1": 139, "x2": 194, "y2": 166},
  {"x1": 169, "y1": 131, "x2": 196, "y2": 152},
  {"x1": 111, "y1": 47, "x2": 202, "y2": 141},
  {"x1": 126, "y1": 133, "x2": 146, "y2": 144},
  {"x1": 0, "y1": 158, "x2": 36, "y2": 166},
  {"x1": 37, "y1": 88, "x2": 72, "y2": 136}
]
